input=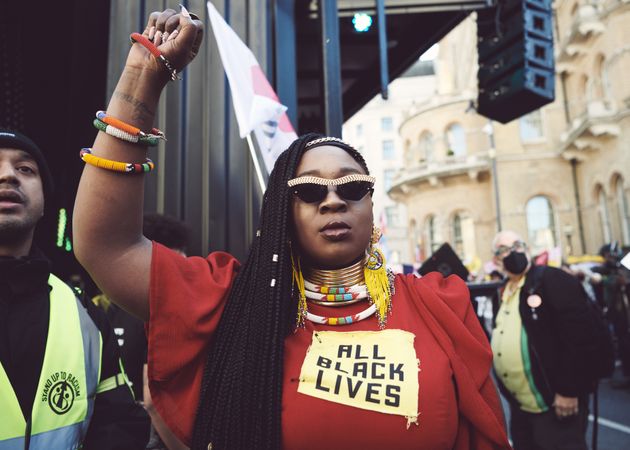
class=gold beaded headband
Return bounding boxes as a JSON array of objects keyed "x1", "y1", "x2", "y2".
[{"x1": 287, "y1": 174, "x2": 375, "y2": 187}]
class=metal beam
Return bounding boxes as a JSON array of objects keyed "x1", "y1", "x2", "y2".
[
  {"x1": 310, "y1": 0, "x2": 493, "y2": 16},
  {"x1": 275, "y1": 0, "x2": 298, "y2": 128},
  {"x1": 376, "y1": 0, "x2": 389, "y2": 99},
  {"x1": 318, "y1": 0, "x2": 343, "y2": 137}
]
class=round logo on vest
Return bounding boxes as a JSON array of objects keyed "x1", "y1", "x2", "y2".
[{"x1": 41, "y1": 371, "x2": 81, "y2": 415}]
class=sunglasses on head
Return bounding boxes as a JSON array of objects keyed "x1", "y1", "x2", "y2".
[
  {"x1": 287, "y1": 174, "x2": 375, "y2": 203},
  {"x1": 494, "y1": 240, "x2": 527, "y2": 258}
]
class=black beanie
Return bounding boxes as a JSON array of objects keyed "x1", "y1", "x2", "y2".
[{"x1": 0, "y1": 129, "x2": 54, "y2": 204}]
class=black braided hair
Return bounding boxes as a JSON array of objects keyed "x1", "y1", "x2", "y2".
[{"x1": 191, "y1": 133, "x2": 369, "y2": 450}]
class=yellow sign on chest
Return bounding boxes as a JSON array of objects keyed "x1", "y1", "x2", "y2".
[{"x1": 298, "y1": 330, "x2": 419, "y2": 423}]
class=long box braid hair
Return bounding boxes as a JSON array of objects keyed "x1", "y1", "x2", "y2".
[{"x1": 191, "y1": 133, "x2": 370, "y2": 450}]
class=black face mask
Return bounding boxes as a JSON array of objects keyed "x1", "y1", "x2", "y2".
[{"x1": 503, "y1": 251, "x2": 528, "y2": 275}]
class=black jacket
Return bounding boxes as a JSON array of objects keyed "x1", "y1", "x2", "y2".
[
  {"x1": 0, "y1": 248, "x2": 149, "y2": 449},
  {"x1": 495, "y1": 265, "x2": 597, "y2": 407}
]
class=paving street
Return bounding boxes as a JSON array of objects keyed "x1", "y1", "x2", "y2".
[
  {"x1": 501, "y1": 367, "x2": 630, "y2": 449},
  {"x1": 586, "y1": 370, "x2": 630, "y2": 450}
]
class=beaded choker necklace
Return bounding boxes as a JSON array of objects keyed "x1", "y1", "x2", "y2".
[
  {"x1": 304, "y1": 279, "x2": 368, "y2": 307},
  {"x1": 292, "y1": 248, "x2": 394, "y2": 329}
]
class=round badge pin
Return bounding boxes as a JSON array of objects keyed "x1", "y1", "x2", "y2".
[{"x1": 527, "y1": 294, "x2": 542, "y2": 308}]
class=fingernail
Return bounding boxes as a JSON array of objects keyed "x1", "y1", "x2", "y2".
[
  {"x1": 149, "y1": 26, "x2": 156, "y2": 40},
  {"x1": 154, "y1": 31, "x2": 162, "y2": 46},
  {"x1": 168, "y1": 29, "x2": 179, "y2": 41},
  {"x1": 180, "y1": 4, "x2": 191, "y2": 19},
  {"x1": 162, "y1": 31, "x2": 169, "y2": 42}
]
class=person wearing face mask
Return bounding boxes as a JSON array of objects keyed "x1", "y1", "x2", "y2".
[{"x1": 490, "y1": 230, "x2": 613, "y2": 450}]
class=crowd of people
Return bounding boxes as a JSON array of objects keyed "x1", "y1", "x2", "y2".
[{"x1": 1, "y1": 6, "x2": 627, "y2": 450}]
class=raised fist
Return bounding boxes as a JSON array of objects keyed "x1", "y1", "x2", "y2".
[{"x1": 126, "y1": 7, "x2": 204, "y2": 82}]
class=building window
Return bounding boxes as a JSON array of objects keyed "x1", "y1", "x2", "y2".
[
  {"x1": 385, "y1": 206, "x2": 399, "y2": 227},
  {"x1": 451, "y1": 211, "x2": 476, "y2": 261},
  {"x1": 382, "y1": 140, "x2": 395, "y2": 160},
  {"x1": 410, "y1": 219, "x2": 422, "y2": 262},
  {"x1": 526, "y1": 195, "x2": 557, "y2": 253},
  {"x1": 597, "y1": 186, "x2": 612, "y2": 244},
  {"x1": 519, "y1": 110, "x2": 544, "y2": 142},
  {"x1": 593, "y1": 54, "x2": 606, "y2": 101},
  {"x1": 384, "y1": 169, "x2": 396, "y2": 191},
  {"x1": 381, "y1": 117, "x2": 394, "y2": 132},
  {"x1": 425, "y1": 215, "x2": 441, "y2": 254},
  {"x1": 356, "y1": 123, "x2": 363, "y2": 137},
  {"x1": 445, "y1": 123, "x2": 466, "y2": 157},
  {"x1": 404, "y1": 140, "x2": 414, "y2": 166},
  {"x1": 614, "y1": 176, "x2": 630, "y2": 245},
  {"x1": 452, "y1": 214, "x2": 463, "y2": 255},
  {"x1": 419, "y1": 132, "x2": 434, "y2": 162}
]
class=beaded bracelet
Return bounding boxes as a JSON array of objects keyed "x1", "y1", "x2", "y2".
[
  {"x1": 96, "y1": 111, "x2": 165, "y2": 140},
  {"x1": 129, "y1": 32, "x2": 180, "y2": 81},
  {"x1": 80, "y1": 148, "x2": 155, "y2": 174},
  {"x1": 93, "y1": 119, "x2": 162, "y2": 147}
]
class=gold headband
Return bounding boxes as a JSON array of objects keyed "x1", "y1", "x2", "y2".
[
  {"x1": 287, "y1": 174, "x2": 375, "y2": 187},
  {"x1": 305, "y1": 137, "x2": 352, "y2": 148}
]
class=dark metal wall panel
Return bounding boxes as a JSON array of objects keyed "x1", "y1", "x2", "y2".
[
  {"x1": 225, "y1": 0, "x2": 254, "y2": 259},
  {"x1": 318, "y1": 0, "x2": 343, "y2": 136},
  {"x1": 184, "y1": 0, "x2": 212, "y2": 257},
  {"x1": 107, "y1": 0, "x2": 268, "y2": 258},
  {"x1": 274, "y1": 0, "x2": 298, "y2": 126},
  {"x1": 206, "y1": 0, "x2": 230, "y2": 255}
]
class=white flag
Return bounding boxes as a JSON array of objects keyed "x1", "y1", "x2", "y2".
[{"x1": 207, "y1": 1, "x2": 298, "y2": 173}]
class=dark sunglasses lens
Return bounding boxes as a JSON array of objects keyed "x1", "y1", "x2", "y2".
[
  {"x1": 294, "y1": 184, "x2": 328, "y2": 203},
  {"x1": 337, "y1": 181, "x2": 373, "y2": 201}
]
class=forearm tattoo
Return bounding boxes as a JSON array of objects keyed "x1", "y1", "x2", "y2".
[{"x1": 113, "y1": 91, "x2": 155, "y2": 122}]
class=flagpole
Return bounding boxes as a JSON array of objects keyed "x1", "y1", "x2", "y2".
[{"x1": 246, "y1": 133, "x2": 267, "y2": 193}]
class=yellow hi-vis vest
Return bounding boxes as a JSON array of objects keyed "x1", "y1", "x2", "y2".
[{"x1": 0, "y1": 274, "x2": 126, "y2": 450}]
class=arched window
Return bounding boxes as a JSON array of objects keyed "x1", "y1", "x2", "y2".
[
  {"x1": 526, "y1": 196, "x2": 557, "y2": 252},
  {"x1": 410, "y1": 219, "x2": 422, "y2": 262},
  {"x1": 404, "y1": 139, "x2": 414, "y2": 166},
  {"x1": 596, "y1": 186, "x2": 612, "y2": 244},
  {"x1": 614, "y1": 175, "x2": 630, "y2": 245},
  {"x1": 452, "y1": 214, "x2": 463, "y2": 253},
  {"x1": 445, "y1": 123, "x2": 466, "y2": 157},
  {"x1": 425, "y1": 215, "x2": 442, "y2": 255},
  {"x1": 419, "y1": 132, "x2": 434, "y2": 162},
  {"x1": 578, "y1": 74, "x2": 589, "y2": 116},
  {"x1": 592, "y1": 54, "x2": 606, "y2": 100},
  {"x1": 451, "y1": 211, "x2": 476, "y2": 261}
]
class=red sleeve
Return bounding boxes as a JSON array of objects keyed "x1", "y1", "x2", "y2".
[
  {"x1": 398, "y1": 273, "x2": 511, "y2": 450},
  {"x1": 146, "y1": 242, "x2": 240, "y2": 445}
]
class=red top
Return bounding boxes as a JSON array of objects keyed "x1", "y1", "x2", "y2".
[{"x1": 147, "y1": 243, "x2": 511, "y2": 450}]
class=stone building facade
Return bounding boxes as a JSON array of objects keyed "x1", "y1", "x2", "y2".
[{"x1": 389, "y1": 1, "x2": 630, "y2": 268}]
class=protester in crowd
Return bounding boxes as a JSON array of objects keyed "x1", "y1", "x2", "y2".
[
  {"x1": 593, "y1": 243, "x2": 630, "y2": 389},
  {"x1": 93, "y1": 212, "x2": 190, "y2": 450},
  {"x1": 491, "y1": 230, "x2": 614, "y2": 450},
  {"x1": 73, "y1": 8, "x2": 511, "y2": 450},
  {"x1": 0, "y1": 129, "x2": 148, "y2": 449}
]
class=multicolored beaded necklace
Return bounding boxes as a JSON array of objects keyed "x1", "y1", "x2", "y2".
[{"x1": 293, "y1": 247, "x2": 395, "y2": 329}]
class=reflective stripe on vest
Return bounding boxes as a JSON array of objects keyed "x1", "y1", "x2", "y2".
[{"x1": 0, "y1": 274, "x2": 102, "y2": 450}]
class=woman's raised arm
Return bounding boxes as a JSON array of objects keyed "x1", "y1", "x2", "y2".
[{"x1": 73, "y1": 8, "x2": 204, "y2": 320}]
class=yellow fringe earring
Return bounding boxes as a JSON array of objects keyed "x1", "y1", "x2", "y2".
[
  {"x1": 291, "y1": 252, "x2": 307, "y2": 328},
  {"x1": 364, "y1": 226, "x2": 394, "y2": 328}
]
